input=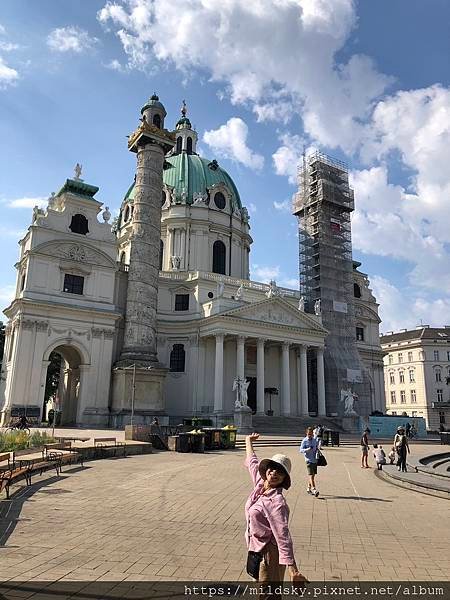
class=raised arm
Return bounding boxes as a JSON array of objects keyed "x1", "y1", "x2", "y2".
[{"x1": 246, "y1": 432, "x2": 260, "y2": 459}]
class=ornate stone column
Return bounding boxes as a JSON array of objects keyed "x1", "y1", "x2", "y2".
[
  {"x1": 281, "y1": 342, "x2": 291, "y2": 416},
  {"x1": 111, "y1": 96, "x2": 175, "y2": 425},
  {"x1": 256, "y1": 338, "x2": 266, "y2": 415},
  {"x1": 317, "y1": 347, "x2": 326, "y2": 416},
  {"x1": 236, "y1": 336, "x2": 246, "y2": 381},
  {"x1": 299, "y1": 345, "x2": 309, "y2": 415},
  {"x1": 214, "y1": 333, "x2": 225, "y2": 413},
  {"x1": 118, "y1": 102, "x2": 175, "y2": 365}
]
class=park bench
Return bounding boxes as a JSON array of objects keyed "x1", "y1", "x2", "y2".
[
  {"x1": 93, "y1": 437, "x2": 126, "y2": 459},
  {"x1": 0, "y1": 452, "x2": 31, "y2": 499},
  {"x1": 14, "y1": 448, "x2": 62, "y2": 482},
  {"x1": 43, "y1": 442, "x2": 83, "y2": 470}
]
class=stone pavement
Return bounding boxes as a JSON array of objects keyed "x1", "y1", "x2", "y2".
[{"x1": 0, "y1": 441, "x2": 449, "y2": 585}]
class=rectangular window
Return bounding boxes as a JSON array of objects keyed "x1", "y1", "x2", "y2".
[
  {"x1": 409, "y1": 370, "x2": 415, "y2": 383},
  {"x1": 356, "y1": 327, "x2": 364, "y2": 341},
  {"x1": 439, "y1": 411, "x2": 446, "y2": 424},
  {"x1": 391, "y1": 411, "x2": 397, "y2": 416},
  {"x1": 174, "y1": 294, "x2": 189, "y2": 311},
  {"x1": 412, "y1": 411, "x2": 417, "y2": 417},
  {"x1": 437, "y1": 389, "x2": 443, "y2": 402},
  {"x1": 436, "y1": 370, "x2": 442, "y2": 382},
  {"x1": 388, "y1": 354, "x2": 393, "y2": 365},
  {"x1": 400, "y1": 390, "x2": 406, "y2": 403},
  {"x1": 389, "y1": 372, "x2": 395, "y2": 385},
  {"x1": 398, "y1": 353, "x2": 403, "y2": 363},
  {"x1": 447, "y1": 351, "x2": 450, "y2": 361},
  {"x1": 390, "y1": 391, "x2": 396, "y2": 404},
  {"x1": 399, "y1": 371, "x2": 405, "y2": 384},
  {"x1": 63, "y1": 274, "x2": 84, "y2": 295},
  {"x1": 410, "y1": 389, "x2": 416, "y2": 403},
  {"x1": 408, "y1": 351, "x2": 413, "y2": 362},
  {"x1": 434, "y1": 350, "x2": 440, "y2": 361}
]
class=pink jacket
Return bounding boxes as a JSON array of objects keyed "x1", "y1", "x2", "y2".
[{"x1": 244, "y1": 454, "x2": 295, "y2": 565}]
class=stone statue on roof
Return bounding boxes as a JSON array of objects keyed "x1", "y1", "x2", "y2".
[{"x1": 74, "y1": 163, "x2": 82, "y2": 180}]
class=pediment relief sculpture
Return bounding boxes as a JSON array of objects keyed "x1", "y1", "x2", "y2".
[{"x1": 34, "y1": 242, "x2": 115, "y2": 268}]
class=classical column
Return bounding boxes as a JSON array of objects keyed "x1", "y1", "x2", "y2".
[
  {"x1": 214, "y1": 333, "x2": 224, "y2": 413},
  {"x1": 281, "y1": 342, "x2": 291, "y2": 416},
  {"x1": 118, "y1": 101, "x2": 174, "y2": 366},
  {"x1": 236, "y1": 336, "x2": 246, "y2": 381},
  {"x1": 256, "y1": 339, "x2": 266, "y2": 415},
  {"x1": 299, "y1": 345, "x2": 309, "y2": 416},
  {"x1": 317, "y1": 347, "x2": 326, "y2": 416}
]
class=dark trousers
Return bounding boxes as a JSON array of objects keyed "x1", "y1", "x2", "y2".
[{"x1": 397, "y1": 447, "x2": 407, "y2": 471}]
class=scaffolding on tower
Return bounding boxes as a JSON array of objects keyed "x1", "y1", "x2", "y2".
[{"x1": 292, "y1": 151, "x2": 371, "y2": 417}]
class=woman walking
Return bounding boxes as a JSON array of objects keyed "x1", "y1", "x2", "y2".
[
  {"x1": 244, "y1": 433, "x2": 306, "y2": 596},
  {"x1": 394, "y1": 426, "x2": 410, "y2": 472}
]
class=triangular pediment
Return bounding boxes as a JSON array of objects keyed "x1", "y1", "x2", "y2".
[{"x1": 220, "y1": 297, "x2": 327, "y2": 332}]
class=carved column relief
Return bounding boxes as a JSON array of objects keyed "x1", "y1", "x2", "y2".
[{"x1": 119, "y1": 143, "x2": 166, "y2": 365}]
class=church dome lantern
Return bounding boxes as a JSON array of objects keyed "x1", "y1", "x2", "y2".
[
  {"x1": 141, "y1": 93, "x2": 167, "y2": 129},
  {"x1": 173, "y1": 100, "x2": 198, "y2": 155}
]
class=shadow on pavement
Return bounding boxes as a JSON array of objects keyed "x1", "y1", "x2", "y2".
[{"x1": 322, "y1": 495, "x2": 393, "y2": 502}]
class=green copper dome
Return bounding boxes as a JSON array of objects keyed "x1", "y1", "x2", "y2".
[{"x1": 124, "y1": 153, "x2": 242, "y2": 209}]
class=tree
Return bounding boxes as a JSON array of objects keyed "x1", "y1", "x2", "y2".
[{"x1": 44, "y1": 352, "x2": 62, "y2": 410}]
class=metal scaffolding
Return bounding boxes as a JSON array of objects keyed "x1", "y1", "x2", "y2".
[{"x1": 293, "y1": 151, "x2": 371, "y2": 416}]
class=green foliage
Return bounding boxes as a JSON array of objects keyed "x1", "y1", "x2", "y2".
[
  {"x1": 44, "y1": 351, "x2": 62, "y2": 408},
  {"x1": 0, "y1": 430, "x2": 55, "y2": 452}
]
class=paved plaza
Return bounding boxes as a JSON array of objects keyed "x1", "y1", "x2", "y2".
[{"x1": 0, "y1": 441, "x2": 449, "y2": 586}]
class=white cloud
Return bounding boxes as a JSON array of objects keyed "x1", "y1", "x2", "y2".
[
  {"x1": 0, "y1": 284, "x2": 15, "y2": 309},
  {"x1": 0, "y1": 56, "x2": 19, "y2": 88},
  {"x1": 273, "y1": 200, "x2": 291, "y2": 212},
  {"x1": 97, "y1": 0, "x2": 390, "y2": 151},
  {"x1": 251, "y1": 264, "x2": 280, "y2": 283},
  {"x1": 371, "y1": 276, "x2": 450, "y2": 333},
  {"x1": 47, "y1": 26, "x2": 98, "y2": 53},
  {"x1": 0, "y1": 41, "x2": 20, "y2": 52},
  {"x1": 247, "y1": 202, "x2": 257, "y2": 214},
  {"x1": 203, "y1": 118, "x2": 264, "y2": 170},
  {"x1": 6, "y1": 197, "x2": 48, "y2": 209}
]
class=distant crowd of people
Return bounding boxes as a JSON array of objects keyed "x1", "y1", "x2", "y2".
[{"x1": 360, "y1": 425, "x2": 411, "y2": 472}]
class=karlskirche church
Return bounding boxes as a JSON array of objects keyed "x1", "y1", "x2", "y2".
[{"x1": 0, "y1": 95, "x2": 385, "y2": 428}]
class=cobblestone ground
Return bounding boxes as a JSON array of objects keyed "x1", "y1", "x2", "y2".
[{"x1": 0, "y1": 442, "x2": 448, "y2": 585}]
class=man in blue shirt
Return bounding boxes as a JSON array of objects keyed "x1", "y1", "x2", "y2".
[{"x1": 299, "y1": 426, "x2": 320, "y2": 497}]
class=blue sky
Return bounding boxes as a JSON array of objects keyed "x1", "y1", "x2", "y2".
[{"x1": 1, "y1": 0, "x2": 449, "y2": 332}]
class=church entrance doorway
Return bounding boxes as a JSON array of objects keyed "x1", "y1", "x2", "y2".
[
  {"x1": 43, "y1": 345, "x2": 83, "y2": 425},
  {"x1": 247, "y1": 377, "x2": 257, "y2": 413}
]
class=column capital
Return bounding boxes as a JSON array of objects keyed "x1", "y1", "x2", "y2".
[
  {"x1": 236, "y1": 335, "x2": 246, "y2": 344},
  {"x1": 282, "y1": 341, "x2": 290, "y2": 350},
  {"x1": 257, "y1": 338, "x2": 267, "y2": 347},
  {"x1": 214, "y1": 332, "x2": 225, "y2": 342}
]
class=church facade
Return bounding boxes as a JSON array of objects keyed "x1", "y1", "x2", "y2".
[{"x1": 0, "y1": 96, "x2": 385, "y2": 427}]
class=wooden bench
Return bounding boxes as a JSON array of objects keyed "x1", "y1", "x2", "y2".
[
  {"x1": 43, "y1": 442, "x2": 83, "y2": 470},
  {"x1": 93, "y1": 437, "x2": 126, "y2": 458},
  {"x1": 14, "y1": 449, "x2": 62, "y2": 482},
  {"x1": 0, "y1": 451, "x2": 33, "y2": 499}
]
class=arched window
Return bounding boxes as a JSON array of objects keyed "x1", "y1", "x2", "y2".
[
  {"x1": 161, "y1": 190, "x2": 166, "y2": 207},
  {"x1": 69, "y1": 213, "x2": 89, "y2": 235},
  {"x1": 153, "y1": 114, "x2": 161, "y2": 129},
  {"x1": 186, "y1": 136, "x2": 193, "y2": 154},
  {"x1": 159, "y1": 239, "x2": 164, "y2": 270},
  {"x1": 124, "y1": 205, "x2": 130, "y2": 222},
  {"x1": 214, "y1": 192, "x2": 226, "y2": 210},
  {"x1": 120, "y1": 251, "x2": 126, "y2": 264},
  {"x1": 176, "y1": 137, "x2": 182, "y2": 153},
  {"x1": 170, "y1": 344, "x2": 185, "y2": 372},
  {"x1": 353, "y1": 283, "x2": 361, "y2": 298},
  {"x1": 213, "y1": 240, "x2": 226, "y2": 275}
]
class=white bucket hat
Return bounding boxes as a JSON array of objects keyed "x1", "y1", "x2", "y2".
[{"x1": 258, "y1": 454, "x2": 292, "y2": 489}]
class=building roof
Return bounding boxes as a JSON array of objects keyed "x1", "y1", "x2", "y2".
[
  {"x1": 124, "y1": 153, "x2": 242, "y2": 209},
  {"x1": 56, "y1": 178, "x2": 99, "y2": 200},
  {"x1": 381, "y1": 326, "x2": 450, "y2": 344}
]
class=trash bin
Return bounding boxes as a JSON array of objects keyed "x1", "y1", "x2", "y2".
[
  {"x1": 203, "y1": 428, "x2": 221, "y2": 450},
  {"x1": 190, "y1": 431, "x2": 205, "y2": 453},
  {"x1": 168, "y1": 435, "x2": 179, "y2": 452},
  {"x1": 177, "y1": 432, "x2": 191, "y2": 453},
  {"x1": 322, "y1": 430, "x2": 330, "y2": 447},
  {"x1": 330, "y1": 431, "x2": 340, "y2": 447},
  {"x1": 222, "y1": 425, "x2": 237, "y2": 449}
]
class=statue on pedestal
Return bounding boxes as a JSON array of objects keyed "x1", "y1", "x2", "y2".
[
  {"x1": 341, "y1": 388, "x2": 358, "y2": 415},
  {"x1": 314, "y1": 299, "x2": 321, "y2": 315},
  {"x1": 298, "y1": 296, "x2": 305, "y2": 311},
  {"x1": 233, "y1": 376, "x2": 250, "y2": 409}
]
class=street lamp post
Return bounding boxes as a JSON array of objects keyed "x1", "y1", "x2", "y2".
[{"x1": 130, "y1": 363, "x2": 136, "y2": 429}]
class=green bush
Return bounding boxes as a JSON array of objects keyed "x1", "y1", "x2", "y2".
[{"x1": 0, "y1": 430, "x2": 55, "y2": 452}]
